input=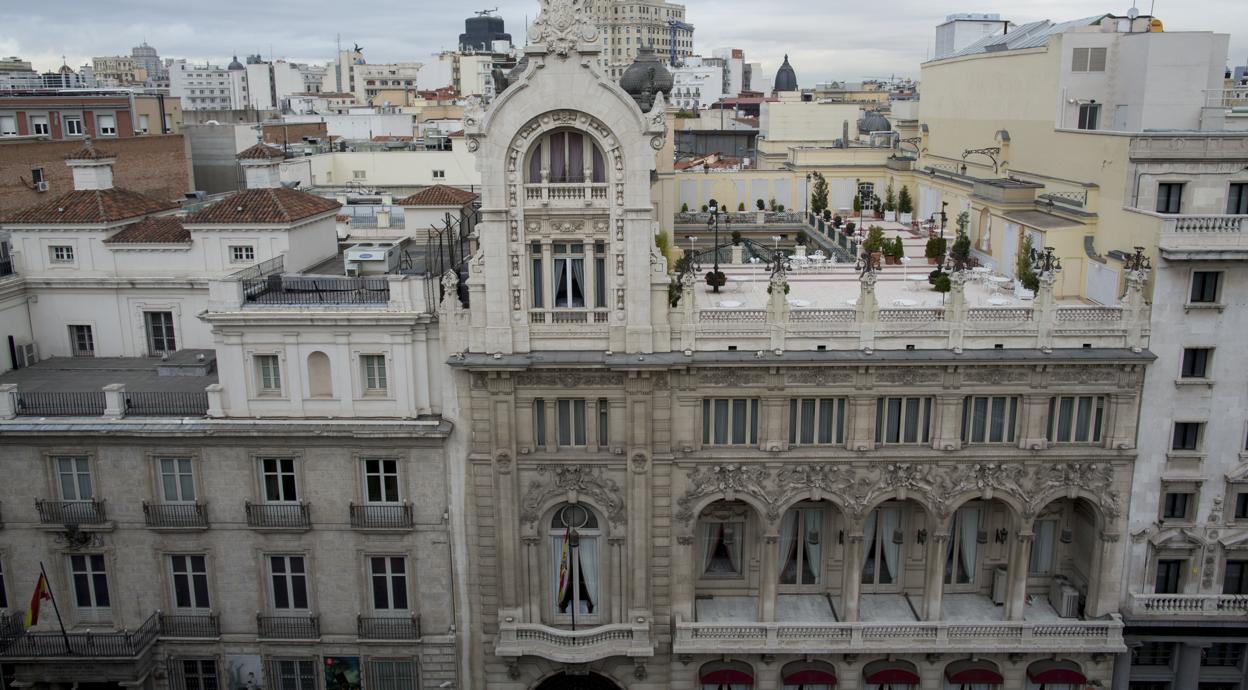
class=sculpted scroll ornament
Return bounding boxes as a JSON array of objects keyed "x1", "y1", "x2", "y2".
[
  {"x1": 521, "y1": 465, "x2": 625, "y2": 526},
  {"x1": 528, "y1": 0, "x2": 599, "y2": 57},
  {"x1": 515, "y1": 370, "x2": 624, "y2": 388},
  {"x1": 675, "y1": 465, "x2": 774, "y2": 524}
]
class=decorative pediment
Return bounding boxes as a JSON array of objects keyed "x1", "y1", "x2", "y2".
[
  {"x1": 1150, "y1": 526, "x2": 1207, "y2": 549},
  {"x1": 520, "y1": 465, "x2": 625, "y2": 526},
  {"x1": 1220, "y1": 531, "x2": 1248, "y2": 549},
  {"x1": 528, "y1": 0, "x2": 600, "y2": 58},
  {"x1": 1226, "y1": 463, "x2": 1248, "y2": 483}
]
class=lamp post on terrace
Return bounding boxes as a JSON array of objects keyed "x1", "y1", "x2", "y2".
[
  {"x1": 805, "y1": 172, "x2": 812, "y2": 218},
  {"x1": 707, "y1": 199, "x2": 724, "y2": 292}
]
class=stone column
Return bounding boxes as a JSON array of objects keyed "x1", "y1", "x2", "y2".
[
  {"x1": 945, "y1": 270, "x2": 967, "y2": 352},
  {"x1": 673, "y1": 533, "x2": 696, "y2": 620},
  {"x1": 609, "y1": 536, "x2": 625, "y2": 623},
  {"x1": 1019, "y1": 394, "x2": 1050, "y2": 451},
  {"x1": 760, "y1": 533, "x2": 779, "y2": 621},
  {"x1": 521, "y1": 536, "x2": 540, "y2": 622},
  {"x1": 1034, "y1": 271, "x2": 1057, "y2": 351},
  {"x1": 932, "y1": 395, "x2": 963, "y2": 452},
  {"x1": 1175, "y1": 642, "x2": 1207, "y2": 690},
  {"x1": 1111, "y1": 647, "x2": 1133, "y2": 690},
  {"x1": 411, "y1": 330, "x2": 432, "y2": 415},
  {"x1": 1087, "y1": 531, "x2": 1123, "y2": 618},
  {"x1": 923, "y1": 532, "x2": 950, "y2": 621},
  {"x1": 102, "y1": 383, "x2": 126, "y2": 419},
  {"x1": 1005, "y1": 531, "x2": 1034, "y2": 621},
  {"x1": 857, "y1": 271, "x2": 878, "y2": 350},
  {"x1": 842, "y1": 533, "x2": 864, "y2": 621}
]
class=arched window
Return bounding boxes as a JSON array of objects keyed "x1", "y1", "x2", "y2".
[
  {"x1": 863, "y1": 659, "x2": 919, "y2": 690},
  {"x1": 307, "y1": 351, "x2": 332, "y2": 398},
  {"x1": 944, "y1": 659, "x2": 1003, "y2": 690},
  {"x1": 549, "y1": 503, "x2": 601, "y2": 620},
  {"x1": 944, "y1": 505, "x2": 983, "y2": 586},
  {"x1": 782, "y1": 660, "x2": 837, "y2": 690},
  {"x1": 1025, "y1": 659, "x2": 1085, "y2": 690},
  {"x1": 698, "y1": 502, "x2": 751, "y2": 579},
  {"x1": 528, "y1": 130, "x2": 607, "y2": 184},
  {"x1": 780, "y1": 506, "x2": 825, "y2": 585},
  {"x1": 700, "y1": 660, "x2": 753, "y2": 690},
  {"x1": 862, "y1": 504, "x2": 903, "y2": 589}
]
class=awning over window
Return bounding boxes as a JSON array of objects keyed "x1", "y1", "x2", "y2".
[
  {"x1": 863, "y1": 662, "x2": 920, "y2": 684},
  {"x1": 945, "y1": 659, "x2": 1003, "y2": 684},
  {"x1": 1027, "y1": 660, "x2": 1086, "y2": 684},
  {"x1": 783, "y1": 670, "x2": 837, "y2": 685},
  {"x1": 701, "y1": 670, "x2": 753, "y2": 684}
]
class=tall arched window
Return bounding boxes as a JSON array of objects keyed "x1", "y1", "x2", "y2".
[
  {"x1": 862, "y1": 504, "x2": 903, "y2": 590},
  {"x1": 528, "y1": 130, "x2": 607, "y2": 184},
  {"x1": 307, "y1": 351, "x2": 332, "y2": 398},
  {"x1": 944, "y1": 505, "x2": 983, "y2": 586},
  {"x1": 549, "y1": 503, "x2": 601, "y2": 621},
  {"x1": 779, "y1": 506, "x2": 825, "y2": 586}
]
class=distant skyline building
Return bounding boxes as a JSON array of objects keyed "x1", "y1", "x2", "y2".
[
  {"x1": 589, "y1": 0, "x2": 694, "y2": 80},
  {"x1": 459, "y1": 12, "x2": 512, "y2": 52}
]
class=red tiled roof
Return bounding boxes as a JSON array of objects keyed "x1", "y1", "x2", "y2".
[
  {"x1": 103, "y1": 215, "x2": 190, "y2": 244},
  {"x1": 1, "y1": 189, "x2": 177, "y2": 224},
  {"x1": 397, "y1": 185, "x2": 478, "y2": 207},
  {"x1": 64, "y1": 143, "x2": 117, "y2": 161},
  {"x1": 237, "y1": 143, "x2": 286, "y2": 160},
  {"x1": 184, "y1": 188, "x2": 341, "y2": 225}
]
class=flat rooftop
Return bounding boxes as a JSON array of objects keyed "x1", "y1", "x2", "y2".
[{"x1": 0, "y1": 350, "x2": 218, "y2": 394}]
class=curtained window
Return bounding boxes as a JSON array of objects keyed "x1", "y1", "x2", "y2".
[
  {"x1": 552, "y1": 243, "x2": 586, "y2": 308},
  {"x1": 876, "y1": 397, "x2": 933, "y2": 445},
  {"x1": 780, "y1": 508, "x2": 824, "y2": 585},
  {"x1": 703, "y1": 398, "x2": 760, "y2": 446},
  {"x1": 550, "y1": 504, "x2": 600, "y2": 617},
  {"x1": 700, "y1": 520, "x2": 744, "y2": 577},
  {"x1": 862, "y1": 506, "x2": 902, "y2": 587},
  {"x1": 789, "y1": 398, "x2": 846, "y2": 445},
  {"x1": 527, "y1": 131, "x2": 608, "y2": 184},
  {"x1": 944, "y1": 506, "x2": 982, "y2": 586},
  {"x1": 1047, "y1": 396, "x2": 1105, "y2": 444},
  {"x1": 961, "y1": 396, "x2": 1019, "y2": 444}
]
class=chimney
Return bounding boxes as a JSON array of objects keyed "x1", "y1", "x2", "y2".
[
  {"x1": 842, "y1": 120, "x2": 849, "y2": 148},
  {"x1": 237, "y1": 143, "x2": 285, "y2": 189},
  {"x1": 64, "y1": 137, "x2": 117, "y2": 190}
]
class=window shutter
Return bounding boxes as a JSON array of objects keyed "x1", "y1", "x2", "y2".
[
  {"x1": 1089, "y1": 47, "x2": 1108, "y2": 72},
  {"x1": 1072, "y1": 47, "x2": 1090, "y2": 72}
]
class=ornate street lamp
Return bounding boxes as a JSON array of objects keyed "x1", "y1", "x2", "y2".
[
  {"x1": 1038, "y1": 246, "x2": 1062, "y2": 275},
  {"x1": 707, "y1": 200, "x2": 724, "y2": 292},
  {"x1": 1124, "y1": 246, "x2": 1152, "y2": 273}
]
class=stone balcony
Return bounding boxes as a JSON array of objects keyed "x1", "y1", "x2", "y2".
[
  {"x1": 1127, "y1": 592, "x2": 1248, "y2": 618},
  {"x1": 523, "y1": 182, "x2": 609, "y2": 210},
  {"x1": 494, "y1": 613, "x2": 654, "y2": 663},
  {"x1": 1125, "y1": 209, "x2": 1248, "y2": 260}
]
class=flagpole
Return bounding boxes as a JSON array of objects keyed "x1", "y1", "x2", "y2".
[{"x1": 38, "y1": 561, "x2": 73, "y2": 655}]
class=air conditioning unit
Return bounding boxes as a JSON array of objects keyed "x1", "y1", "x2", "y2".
[
  {"x1": 15, "y1": 342, "x2": 38, "y2": 368},
  {"x1": 991, "y1": 566, "x2": 1009, "y2": 604},
  {"x1": 35, "y1": 181, "x2": 49, "y2": 193},
  {"x1": 1049, "y1": 577, "x2": 1081, "y2": 618}
]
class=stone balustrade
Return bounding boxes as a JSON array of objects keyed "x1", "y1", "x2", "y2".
[
  {"x1": 523, "y1": 183, "x2": 610, "y2": 208},
  {"x1": 672, "y1": 613, "x2": 1125, "y2": 656},
  {"x1": 494, "y1": 618, "x2": 653, "y2": 664},
  {"x1": 1128, "y1": 592, "x2": 1248, "y2": 617}
]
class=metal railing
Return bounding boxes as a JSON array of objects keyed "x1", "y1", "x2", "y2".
[
  {"x1": 257, "y1": 614, "x2": 320, "y2": 640},
  {"x1": 36, "y1": 499, "x2": 106, "y2": 525},
  {"x1": 142, "y1": 502, "x2": 208, "y2": 528},
  {"x1": 160, "y1": 613, "x2": 220, "y2": 638},
  {"x1": 242, "y1": 275, "x2": 390, "y2": 305},
  {"x1": 245, "y1": 502, "x2": 311, "y2": 529},
  {"x1": 15, "y1": 392, "x2": 106, "y2": 416},
  {"x1": 349, "y1": 503, "x2": 414, "y2": 529},
  {"x1": 357, "y1": 615, "x2": 421, "y2": 640},
  {"x1": 126, "y1": 392, "x2": 209, "y2": 417},
  {"x1": 0, "y1": 255, "x2": 14, "y2": 277},
  {"x1": 0, "y1": 611, "x2": 160, "y2": 658},
  {"x1": 1205, "y1": 87, "x2": 1248, "y2": 108},
  {"x1": 229, "y1": 255, "x2": 284, "y2": 281}
]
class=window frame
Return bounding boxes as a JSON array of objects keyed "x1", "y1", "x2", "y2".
[
  {"x1": 1046, "y1": 395, "x2": 1107, "y2": 445},
  {"x1": 49, "y1": 245, "x2": 75, "y2": 264},
  {"x1": 258, "y1": 457, "x2": 300, "y2": 504},
  {"x1": 367, "y1": 555, "x2": 411, "y2": 613},
  {"x1": 1156, "y1": 182, "x2": 1185, "y2": 214},
  {"x1": 266, "y1": 554, "x2": 311, "y2": 613},
  {"x1": 875, "y1": 396, "x2": 934, "y2": 446},
  {"x1": 64, "y1": 117, "x2": 84, "y2": 137},
  {"x1": 167, "y1": 553, "x2": 212, "y2": 611},
  {"x1": 0, "y1": 554, "x2": 8, "y2": 609},
  {"x1": 68, "y1": 324, "x2": 95, "y2": 358},
  {"x1": 548, "y1": 503, "x2": 604, "y2": 623},
  {"x1": 1229, "y1": 182, "x2": 1248, "y2": 215},
  {"x1": 551, "y1": 242, "x2": 587, "y2": 309},
  {"x1": 96, "y1": 114, "x2": 117, "y2": 137},
  {"x1": 1171, "y1": 421, "x2": 1204, "y2": 452},
  {"x1": 360, "y1": 353, "x2": 389, "y2": 395},
  {"x1": 1077, "y1": 102, "x2": 1101, "y2": 130},
  {"x1": 54, "y1": 455, "x2": 94, "y2": 501},
  {"x1": 361, "y1": 457, "x2": 402, "y2": 505},
  {"x1": 156, "y1": 455, "x2": 198, "y2": 503},
  {"x1": 68, "y1": 553, "x2": 112, "y2": 623},
  {"x1": 144, "y1": 310, "x2": 177, "y2": 355},
  {"x1": 788, "y1": 397, "x2": 847, "y2": 446},
  {"x1": 1189, "y1": 270, "x2": 1222, "y2": 305},
  {"x1": 0, "y1": 115, "x2": 16, "y2": 137},
  {"x1": 253, "y1": 353, "x2": 283, "y2": 396},
  {"x1": 228, "y1": 245, "x2": 256, "y2": 263},
  {"x1": 1153, "y1": 557, "x2": 1186, "y2": 594},
  {"x1": 556, "y1": 398, "x2": 588, "y2": 447},
  {"x1": 173, "y1": 659, "x2": 220, "y2": 690},
  {"x1": 1223, "y1": 559, "x2": 1248, "y2": 595},
  {"x1": 702, "y1": 397, "x2": 761, "y2": 447},
  {"x1": 1180, "y1": 347, "x2": 1212, "y2": 380},
  {"x1": 961, "y1": 395, "x2": 1020, "y2": 445},
  {"x1": 1161, "y1": 490, "x2": 1194, "y2": 522}
]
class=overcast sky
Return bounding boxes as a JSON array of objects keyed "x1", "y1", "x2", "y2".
[{"x1": 3, "y1": 0, "x2": 1246, "y2": 85}]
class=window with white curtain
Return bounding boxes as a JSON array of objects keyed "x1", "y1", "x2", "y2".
[
  {"x1": 944, "y1": 506, "x2": 982, "y2": 586},
  {"x1": 779, "y1": 507, "x2": 824, "y2": 585},
  {"x1": 961, "y1": 396, "x2": 1019, "y2": 444},
  {"x1": 1047, "y1": 396, "x2": 1105, "y2": 444},
  {"x1": 700, "y1": 517, "x2": 745, "y2": 578},
  {"x1": 553, "y1": 243, "x2": 586, "y2": 308},
  {"x1": 557, "y1": 399, "x2": 587, "y2": 446},
  {"x1": 789, "y1": 398, "x2": 846, "y2": 445},
  {"x1": 1030, "y1": 519, "x2": 1057, "y2": 575},
  {"x1": 862, "y1": 505, "x2": 902, "y2": 589},
  {"x1": 527, "y1": 130, "x2": 607, "y2": 184},
  {"x1": 702, "y1": 398, "x2": 760, "y2": 446},
  {"x1": 550, "y1": 504, "x2": 599, "y2": 618},
  {"x1": 875, "y1": 397, "x2": 933, "y2": 445}
]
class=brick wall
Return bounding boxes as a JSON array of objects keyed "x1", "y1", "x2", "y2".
[
  {"x1": 0, "y1": 136, "x2": 191, "y2": 217},
  {"x1": 262, "y1": 122, "x2": 328, "y2": 147}
]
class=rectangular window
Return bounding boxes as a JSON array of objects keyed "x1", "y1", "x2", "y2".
[
  {"x1": 365, "y1": 660, "x2": 416, "y2": 690},
  {"x1": 229, "y1": 245, "x2": 255, "y2": 263},
  {"x1": 1029, "y1": 520, "x2": 1057, "y2": 575},
  {"x1": 1132, "y1": 641, "x2": 1175, "y2": 667},
  {"x1": 1229, "y1": 183, "x2": 1248, "y2": 215},
  {"x1": 97, "y1": 114, "x2": 117, "y2": 136},
  {"x1": 1172, "y1": 422, "x2": 1203, "y2": 451},
  {"x1": 597, "y1": 398, "x2": 609, "y2": 450},
  {"x1": 30, "y1": 116, "x2": 49, "y2": 136},
  {"x1": 788, "y1": 398, "x2": 847, "y2": 445},
  {"x1": 169, "y1": 554, "x2": 210, "y2": 610},
  {"x1": 269, "y1": 660, "x2": 316, "y2": 690},
  {"x1": 1181, "y1": 348, "x2": 1211, "y2": 378},
  {"x1": 68, "y1": 325, "x2": 95, "y2": 357},
  {"x1": 961, "y1": 396, "x2": 1020, "y2": 444},
  {"x1": 1224, "y1": 560, "x2": 1248, "y2": 595},
  {"x1": 1203, "y1": 642, "x2": 1245, "y2": 667},
  {"x1": 875, "y1": 396, "x2": 934, "y2": 445},
  {"x1": 702, "y1": 398, "x2": 761, "y2": 446},
  {"x1": 255, "y1": 355, "x2": 282, "y2": 393},
  {"x1": 268, "y1": 555, "x2": 309, "y2": 610},
  {"x1": 50, "y1": 245, "x2": 74, "y2": 263},
  {"x1": 0, "y1": 116, "x2": 16, "y2": 136},
  {"x1": 557, "y1": 399, "x2": 587, "y2": 446},
  {"x1": 1072, "y1": 46, "x2": 1108, "y2": 72},
  {"x1": 369, "y1": 556, "x2": 409, "y2": 610},
  {"x1": 31, "y1": 167, "x2": 45, "y2": 185},
  {"x1": 1236, "y1": 492, "x2": 1248, "y2": 520},
  {"x1": 57, "y1": 456, "x2": 93, "y2": 501},
  {"x1": 138, "y1": 114, "x2": 149, "y2": 134},
  {"x1": 362, "y1": 355, "x2": 388, "y2": 392},
  {"x1": 432, "y1": 170, "x2": 446, "y2": 179},
  {"x1": 534, "y1": 398, "x2": 548, "y2": 447},
  {"x1": 1190, "y1": 271, "x2": 1221, "y2": 303},
  {"x1": 260, "y1": 458, "x2": 298, "y2": 502},
  {"x1": 1046, "y1": 396, "x2": 1106, "y2": 444},
  {"x1": 1154, "y1": 559, "x2": 1184, "y2": 594},
  {"x1": 1162, "y1": 492, "x2": 1192, "y2": 520},
  {"x1": 362, "y1": 459, "x2": 400, "y2": 503},
  {"x1": 1156, "y1": 183, "x2": 1184, "y2": 214},
  {"x1": 69, "y1": 554, "x2": 110, "y2": 615},
  {"x1": 531, "y1": 243, "x2": 544, "y2": 309},
  {"x1": 144, "y1": 311, "x2": 177, "y2": 354},
  {"x1": 1077, "y1": 103, "x2": 1101, "y2": 130},
  {"x1": 175, "y1": 660, "x2": 219, "y2": 690},
  {"x1": 159, "y1": 457, "x2": 196, "y2": 502},
  {"x1": 594, "y1": 241, "x2": 607, "y2": 309},
  {"x1": 352, "y1": 170, "x2": 366, "y2": 180},
  {"x1": 552, "y1": 243, "x2": 586, "y2": 308},
  {"x1": 65, "y1": 117, "x2": 84, "y2": 136}
]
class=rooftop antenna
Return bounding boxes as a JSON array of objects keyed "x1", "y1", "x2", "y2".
[{"x1": 475, "y1": 7, "x2": 499, "y2": 16}]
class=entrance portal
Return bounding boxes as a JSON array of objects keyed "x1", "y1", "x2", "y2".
[{"x1": 533, "y1": 672, "x2": 623, "y2": 690}]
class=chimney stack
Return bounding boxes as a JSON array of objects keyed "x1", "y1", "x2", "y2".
[
  {"x1": 236, "y1": 143, "x2": 286, "y2": 189},
  {"x1": 64, "y1": 138, "x2": 117, "y2": 190}
]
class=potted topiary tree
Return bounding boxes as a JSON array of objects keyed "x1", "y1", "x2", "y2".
[
  {"x1": 883, "y1": 180, "x2": 897, "y2": 222},
  {"x1": 1017, "y1": 234, "x2": 1040, "y2": 291},
  {"x1": 731, "y1": 229, "x2": 743, "y2": 246},
  {"x1": 756, "y1": 198, "x2": 767, "y2": 223},
  {"x1": 925, "y1": 236, "x2": 947, "y2": 265},
  {"x1": 864, "y1": 226, "x2": 886, "y2": 266},
  {"x1": 928, "y1": 268, "x2": 951, "y2": 292},
  {"x1": 701, "y1": 204, "x2": 709, "y2": 213},
  {"x1": 949, "y1": 231, "x2": 972, "y2": 272},
  {"x1": 738, "y1": 201, "x2": 746, "y2": 212},
  {"x1": 882, "y1": 235, "x2": 904, "y2": 265},
  {"x1": 811, "y1": 172, "x2": 829, "y2": 218},
  {"x1": 681, "y1": 202, "x2": 689, "y2": 213},
  {"x1": 898, "y1": 186, "x2": 914, "y2": 224},
  {"x1": 705, "y1": 269, "x2": 726, "y2": 292}
]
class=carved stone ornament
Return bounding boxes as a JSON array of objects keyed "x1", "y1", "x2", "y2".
[
  {"x1": 675, "y1": 465, "x2": 775, "y2": 524},
  {"x1": 875, "y1": 367, "x2": 942, "y2": 385},
  {"x1": 961, "y1": 367, "x2": 1029, "y2": 385},
  {"x1": 528, "y1": 0, "x2": 600, "y2": 57},
  {"x1": 521, "y1": 465, "x2": 625, "y2": 526},
  {"x1": 698, "y1": 369, "x2": 766, "y2": 387},
  {"x1": 632, "y1": 452, "x2": 649, "y2": 473},
  {"x1": 1050, "y1": 366, "x2": 1118, "y2": 385},
  {"x1": 496, "y1": 452, "x2": 512, "y2": 474},
  {"x1": 785, "y1": 369, "x2": 853, "y2": 386},
  {"x1": 555, "y1": 220, "x2": 585, "y2": 234},
  {"x1": 515, "y1": 370, "x2": 624, "y2": 388}
]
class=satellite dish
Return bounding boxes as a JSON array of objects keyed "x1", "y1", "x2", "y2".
[{"x1": 1127, "y1": 6, "x2": 1140, "y2": 18}]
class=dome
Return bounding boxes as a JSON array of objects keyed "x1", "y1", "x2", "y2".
[
  {"x1": 860, "y1": 111, "x2": 892, "y2": 133},
  {"x1": 620, "y1": 47, "x2": 673, "y2": 112},
  {"x1": 228, "y1": 55, "x2": 245, "y2": 71},
  {"x1": 774, "y1": 54, "x2": 798, "y2": 93}
]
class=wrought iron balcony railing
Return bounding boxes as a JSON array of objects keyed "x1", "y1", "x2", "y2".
[
  {"x1": 245, "y1": 502, "x2": 311, "y2": 529},
  {"x1": 159, "y1": 612, "x2": 220, "y2": 638},
  {"x1": 35, "y1": 499, "x2": 106, "y2": 525},
  {"x1": 142, "y1": 502, "x2": 208, "y2": 529},
  {"x1": 357, "y1": 615, "x2": 421, "y2": 640},
  {"x1": 257, "y1": 614, "x2": 319, "y2": 640},
  {"x1": 0, "y1": 611, "x2": 160, "y2": 659},
  {"x1": 349, "y1": 503, "x2": 414, "y2": 529}
]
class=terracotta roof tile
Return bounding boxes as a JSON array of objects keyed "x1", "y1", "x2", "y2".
[
  {"x1": 184, "y1": 188, "x2": 341, "y2": 225},
  {"x1": 237, "y1": 143, "x2": 286, "y2": 160},
  {"x1": 64, "y1": 143, "x2": 117, "y2": 161},
  {"x1": 397, "y1": 184, "x2": 478, "y2": 207},
  {"x1": 1, "y1": 189, "x2": 177, "y2": 224},
  {"x1": 103, "y1": 216, "x2": 190, "y2": 244}
]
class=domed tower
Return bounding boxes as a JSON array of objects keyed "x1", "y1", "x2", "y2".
[
  {"x1": 859, "y1": 110, "x2": 892, "y2": 134},
  {"x1": 619, "y1": 46, "x2": 674, "y2": 112},
  {"x1": 227, "y1": 55, "x2": 245, "y2": 71},
  {"x1": 773, "y1": 54, "x2": 798, "y2": 93}
]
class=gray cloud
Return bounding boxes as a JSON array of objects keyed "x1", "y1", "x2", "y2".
[{"x1": 3, "y1": 0, "x2": 1245, "y2": 86}]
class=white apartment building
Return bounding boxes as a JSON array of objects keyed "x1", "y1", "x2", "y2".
[
  {"x1": 169, "y1": 60, "x2": 245, "y2": 111},
  {"x1": 354, "y1": 62, "x2": 423, "y2": 104},
  {"x1": 588, "y1": 0, "x2": 694, "y2": 80},
  {"x1": 671, "y1": 57, "x2": 725, "y2": 111},
  {"x1": 245, "y1": 60, "x2": 306, "y2": 111}
]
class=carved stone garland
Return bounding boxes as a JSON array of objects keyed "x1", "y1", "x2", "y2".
[{"x1": 520, "y1": 465, "x2": 626, "y2": 526}]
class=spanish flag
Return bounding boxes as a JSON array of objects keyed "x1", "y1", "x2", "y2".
[
  {"x1": 24, "y1": 573, "x2": 51, "y2": 628},
  {"x1": 556, "y1": 526, "x2": 571, "y2": 613}
]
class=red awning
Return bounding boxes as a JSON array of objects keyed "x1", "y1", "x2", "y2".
[
  {"x1": 864, "y1": 669, "x2": 920, "y2": 684},
  {"x1": 946, "y1": 668, "x2": 1004, "y2": 684},
  {"x1": 783, "y1": 670, "x2": 838, "y2": 685},
  {"x1": 701, "y1": 670, "x2": 754, "y2": 684},
  {"x1": 1028, "y1": 669, "x2": 1087, "y2": 683}
]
